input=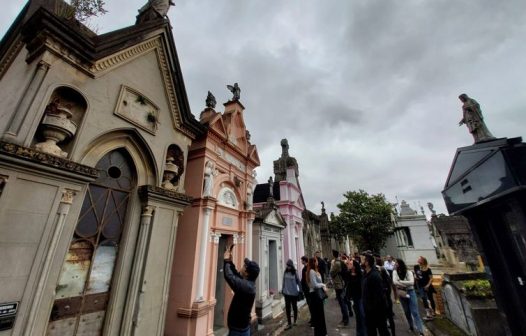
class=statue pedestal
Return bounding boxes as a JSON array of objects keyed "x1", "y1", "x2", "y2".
[{"x1": 442, "y1": 137, "x2": 526, "y2": 335}]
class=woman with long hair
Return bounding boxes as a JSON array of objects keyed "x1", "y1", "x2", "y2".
[
  {"x1": 415, "y1": 256, "x2": 437, "y2": 319},
  {"x1": 282, "y1": 259, "x2": 300, "y2": 330},
  {"x1": 393, "y1": 258, "x2": 424, "y2": 336},
  {"x1": 307, "y1": 257, "x2": 327, "y2": 336},
  {"x1": 345, "y1": 256, "x2": 366, "y2": 336}
]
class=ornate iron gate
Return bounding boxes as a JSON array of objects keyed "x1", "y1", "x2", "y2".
[{"x1": 48, "y1": 149, "x2": 135, "y2": 335}]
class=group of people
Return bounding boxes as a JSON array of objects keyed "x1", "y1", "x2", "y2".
[
  {"x1": 286, "y1": 251, "x2": 437, "y2": 336},
  {"x1": 221, "y1": 244, "x2": 436, "y2": 336}
]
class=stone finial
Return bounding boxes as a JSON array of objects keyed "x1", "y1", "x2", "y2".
[
  {"x1": 34, "y1": 98, "x2": 77, "y2": 158},
  {"x1": 226, "y1": 83, "x2": 241, "y2": 101},
  {"x1": 206, "y1": 91, "x2": 216, "y2": 109},
  {"x1": 161, "y1": 156, "x2": 179, "y2": 190},
  {"x1": 458, "y1": 93, "x2": 496, "y2": 144}
]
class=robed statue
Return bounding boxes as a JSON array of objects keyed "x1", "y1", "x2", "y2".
[
  {"x1": 137, "y1": 0, "x2": 174, "y2": 22},
  {"x1": 458, "y1": 93, "x2": 495, "y2": 143}
]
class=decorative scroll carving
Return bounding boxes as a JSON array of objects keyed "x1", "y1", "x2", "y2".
[
  {"x1": 60, "y1": 189, "x2": 76, "y2": 204},
  {"x1": 234, "y1": 233, "x2": 245, "y2": 245},
  {"x1": 209, "y1": 231, "x2": 221, "y2": 244},
  {"x1": 141, "y1": 205, "x2": 155, "y2": 217},
  {"x1": 0, "y1": 141, "x2": 98, "y2": 178}
]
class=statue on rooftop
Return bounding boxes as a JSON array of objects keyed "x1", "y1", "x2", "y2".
[
  {"x1": 458, "y1": 93, "x2": 495, "y2": 144},
  {"x1": 206, "y1": 91, "x2": 216, "y2": 109},
  {"x1": 227, "y1": 83, "x2": 241, "y2": 101},
  {"x1": 138, "y1": 0, "x2": 174, "y2": 21}
]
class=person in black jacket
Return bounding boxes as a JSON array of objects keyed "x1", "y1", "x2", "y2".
[
  {"x1": 315, "y1": 251, "x2": 327, "y2": 282},
  {"x1": 362, "y1": 253, "x2": 390, "y2": 336},
  {"x1": 223, "y1": 245, "x2": 260, "y2": 336}
]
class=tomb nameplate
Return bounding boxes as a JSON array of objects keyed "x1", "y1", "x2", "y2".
[{"x1": 114, "y1": 86, "x2": 159, "y2": 135}]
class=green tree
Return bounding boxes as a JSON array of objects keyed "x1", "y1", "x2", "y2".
[
  {"x1": 58, "y1": 0, "x2": 107, "y2": 22},
  {"x1": 336, "y1": 190, "x2": 393, "y2": 252}
]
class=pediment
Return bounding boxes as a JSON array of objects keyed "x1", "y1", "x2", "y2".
[
  {"x1": 2, "y1": 6, "x2": 203, "y2": 138},
  {"x1": 209, "y1": 116, "x2": 227, "y2": 138},
  {"x1": 223, "y1": 111, "x2": 248, "y2": 153},
  {"x1": 264, "y1": 210, "x2": 285, "y2": 228},
  {"x1": 248, "y1": 144, "x2": 260, "y2": 165}
]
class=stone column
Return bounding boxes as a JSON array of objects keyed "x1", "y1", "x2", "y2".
[
  {"x1": 246, "y1": 219, "x2": 253, "y2": 259},
  {"x1": 23, "y1": 189, "x2": 76, "y2": 336},
  {"x1": 122, "y1": 205, "x2": 154, "y2": 334},
  {"x1": 209, "y1": 231, "x2": 221, "y2": 299},
  {"x1": 195, "y1": 208, "x2": 212, "y2": 302},
  {"x1": 3, "y1": 61, "x2": 50, "y2": 142}
]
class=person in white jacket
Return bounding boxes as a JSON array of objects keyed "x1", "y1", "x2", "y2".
[{"x1": 392, "y1": 258, "x2": 424, "y2": 336}]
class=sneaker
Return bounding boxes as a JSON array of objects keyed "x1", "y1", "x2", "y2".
[{"x1": 284, "y1": 324, "x2": 292, "y2": 330}]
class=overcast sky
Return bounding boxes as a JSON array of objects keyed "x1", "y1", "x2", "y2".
[{"x1": 2, "y1": 1, "x2": 525, "y2": 218}]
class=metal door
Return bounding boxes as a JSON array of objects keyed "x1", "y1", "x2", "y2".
[
  {"x1": 47, "y1": 149, "x2": 136, "y2": 335},
  {"x1": 214, "y1": 235, "x2": 227, "y2": 329}
]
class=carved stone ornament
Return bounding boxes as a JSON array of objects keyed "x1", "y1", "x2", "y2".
[
  {"x1": 209, "y1": 231, "x2": 222, "y2": 244},
  {"x1": 34, "y1": 99, "x2": 77, "y2": 158},
  {"x1": 114, "y1": 86, "x2": 160, "y2": 135},
  {"x1": 138, "y1": 185, "x2": 193, "y2": 205},
  {"x1": 60, "y1": 189, "x2": 76, "y2": 204},
  {"x1": 161, "y1": 156, "x2": 179, "y2": 190},
  {"x1": 0, "y1": 141, "x2": 99, "y2": 178}
]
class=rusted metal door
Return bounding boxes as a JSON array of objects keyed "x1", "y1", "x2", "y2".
[{"x1": 47, "y1": 149, "x2": 135, "y2": 335}]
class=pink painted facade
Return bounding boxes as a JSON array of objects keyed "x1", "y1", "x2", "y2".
[
  {"x1": 275, "y1": 168, "x2": 306, "y2": 268},
  {"x1": 253, "y1": 141, "x2": 306, "y2": 269},
  {"x1": 165, "y1": 100, "x2": 260, "y2": 336}
]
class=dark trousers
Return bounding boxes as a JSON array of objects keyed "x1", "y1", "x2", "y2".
[
  {"x1": 335, "y1": 288, "x2": 349, "y2": 323},
  {"x1": 421, "y1": 287, "x2": 436, "y2": 311},
  {"x1": 309, "y1": 291, "x2": 327, "y2": 336},
  {"x1": 365, "y1": 311, "x2": 390, "y2": 336},
  {"x1": 304, "y1": 290, "x2": 313, "y2": 322},
  {"x1": 386, "y1": 295, "x2": 395, "y2": 336},
  {"x1": 283, "y1": 294, "x2": 298, "y2": 325},
  {"x1": 352, "y1": 298, "x2": 366, "y2": 336}
]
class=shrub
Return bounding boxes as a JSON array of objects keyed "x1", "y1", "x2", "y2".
[{"x1": 461, "y1": 279, "x2": 493, "y2": 299}]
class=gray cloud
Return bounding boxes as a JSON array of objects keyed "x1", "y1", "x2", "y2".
[{"x1": 2, "y1": 0, "x2": 526, "y2": 218}]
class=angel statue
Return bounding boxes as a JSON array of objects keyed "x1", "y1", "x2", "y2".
[
  {"x1": 227, "y1": 83, "x2": 241, "y2": 101},
  {"x1": 138, "y1": 0, "x2": 175, "y2": 21}
]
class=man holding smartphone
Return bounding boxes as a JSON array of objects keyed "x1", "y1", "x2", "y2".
[{"x1": 223, "y1": 244, "x2": 260, "y2": 336}]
